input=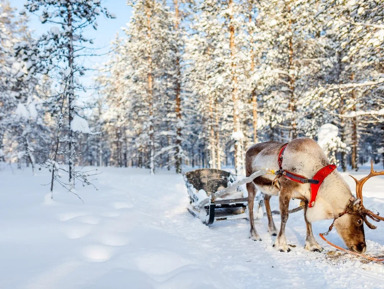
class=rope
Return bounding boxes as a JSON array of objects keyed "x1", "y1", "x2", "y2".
[
  {"x1": 269, "y1": 204, "x2": 304, "y2": 215},
  {"x1": 319, "y1": 233, "x2": 384, "y2": 263}
]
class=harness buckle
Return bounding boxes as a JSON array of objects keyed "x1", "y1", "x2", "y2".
[{"x1": 275, "y1": 169, "x2": 285, "y2": 177}]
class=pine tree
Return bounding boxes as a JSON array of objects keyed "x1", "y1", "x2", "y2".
[
  {"x1": 305, "y1": 0, "x2": 384, "y2": 169},
  {"x1": 21, "y1": 0, "x2": 114, "y2": 186},
  {"x1": 0, "y1": 0, "x2": 48, "y2": 168},
  {"x1": 98, "y1": 0, "x2": 181, "y2": 173}
]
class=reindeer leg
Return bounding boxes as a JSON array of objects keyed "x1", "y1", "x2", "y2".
[
  {"x1": 247, "y1": 182, "x2": 261, "y2": 241},
  {"x1": 264, "y1": 194, "x2": 277, "y2": 236},
  {"x1": 274, "y1": 190, "x2": 291, "y2": 252},
  {"x1": 303, "y1": 205, "x2": 323, "y2": 252}
]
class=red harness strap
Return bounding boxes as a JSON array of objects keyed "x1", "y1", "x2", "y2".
[
  {"x1": 309, "y1": 164, "x2": 336, "y2": 207},
  {"x1": 277, "y1": 143, "x2": 337, "y2": 208},
  {"x1": 278, "y1": 143, "x2": 318, "y2": 184},
  {"x1": 278, "y1": 143, "x2": 288, "y2": 169}
]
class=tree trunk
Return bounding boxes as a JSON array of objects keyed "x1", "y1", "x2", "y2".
[
  {"x1": 209, "y1": 94, "x2": 216, "y2": 168},
  {"x1": 249, "y1": 0, "x2": 258, "y2": 144},
  {"x1": 214, "y1": 98, "x2": 221, "y2": 169},
  {"x1": 229, "y1": 0, "x2": 243, "y2": 174},
  {"x1": 173, "y1": 0, "x2": 182, "y2": 173},
  {"x1": 339, "y1": 96, "x2": 347, "y2": 171},
  {"x1": 0, "y1": 133, "x2": 4, "y2": 162},
  {"x1": 335, "y1": 51, "x2": 347, "y2": 171},
  {"x1": 50, "y1": 130, "x2": 61, "y2": 194},
  {"x1": 145, "y1": 0, "x2": 155, "y2": 174},
  {"x1": 350, "y1": 72, "x2": 358, "y2": 171},
  {"x1": 66, "y1": 0, "x2": 75, "y2": 182},
  {"x1": 286, "y1": 3, "x2": 297, "y2": 139}
]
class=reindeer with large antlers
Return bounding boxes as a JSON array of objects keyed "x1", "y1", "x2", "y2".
[{"x1": 246, "y1": 138, "x2": 384, "y2": 253}]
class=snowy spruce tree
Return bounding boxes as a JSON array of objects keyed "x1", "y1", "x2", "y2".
[
  {"x1": 184, "y1": 0, "x2": 255, "y2": 174},
  {"x1": 20, "y1": 0, "x2": 114, "y2": 186},
  {"x1": 0, "y1": 0, "x2": 50, "y2": 169},
  {"x1": 98, "y1": 0, "x2": 185, "y2": 174},
  {"x1": 96, "y1": 36, "x2": 130, "y2": 167},
  {"x1": 252, "y1": 0, "x2": 325, "y2": 141},
  {"x1": 92, "y1": 0, "x2": 384, "y2": 171},
  {"x1": 301, "y1": 0, "x2": 384, "y2": 170}
]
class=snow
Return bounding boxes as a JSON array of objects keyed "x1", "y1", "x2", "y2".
[
  {"x1": 1, "y1": 165, "x2": 384, "y2": 289},
  {"x1": 71, "y1": 115, "x2": 91, "y2": 133},
  {"x1": 318, "y1": 123, "x2": 339, "y2": 141},
  {"x1": 28, "y1": 101, "x2": 38, "y2": 120},
  {"x1": 232, "y1": 131, "x2": 245, "y2": 141},
  {"x1": 14, "y1": 103, "x2": 29, "y2": 120},
  {"x1": 318, "y1": 124, "x2": 348, "y2": 164},
  {"x1": 50, "y1": 26, "x2": 60, "y2": 35},
  {"x1": 13, "y1": 101, "x2": 38, "y2": 121}
]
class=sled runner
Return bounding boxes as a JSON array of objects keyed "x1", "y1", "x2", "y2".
[{"x1": 184, "y1": 168, "x2": 264, "y2": 225}]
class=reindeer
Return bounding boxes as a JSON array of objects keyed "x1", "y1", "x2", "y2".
[{"x1": 246, "y1": 138, "x2": 384, "y2": 253}]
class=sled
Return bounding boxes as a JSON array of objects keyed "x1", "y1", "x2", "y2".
[{"x1": 184, "y1": 168, "x2": 262, "y2": 225}]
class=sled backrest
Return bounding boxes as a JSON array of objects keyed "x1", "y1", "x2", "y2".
[{"x1": 184, "y1": 169, "x2": 234, "y2": 195}]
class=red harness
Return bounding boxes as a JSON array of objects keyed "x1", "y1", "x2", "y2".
[{"x1": 277, "y1": 143, "x2": 337, "y2": 208}]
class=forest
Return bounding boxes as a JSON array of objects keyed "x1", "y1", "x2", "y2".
[{"x1": 1, "y1": 0, "x2": 383, "y2": 182}]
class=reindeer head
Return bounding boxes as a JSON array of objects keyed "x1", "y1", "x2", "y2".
[
  {"x1": 333, "y1": 198, "x2": 366, "y2": 253},
  {"x1": 334, "y1": 161, "x2": 384, "y2": 253}
]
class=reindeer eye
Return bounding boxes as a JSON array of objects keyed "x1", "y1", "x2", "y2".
[{"x1": 357, "y1": 219, "x2": 363, "y2": 226}]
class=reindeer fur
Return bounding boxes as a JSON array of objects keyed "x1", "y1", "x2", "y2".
[{"x1": 246, "y1": 138, "x2": 366, "y2": 253}]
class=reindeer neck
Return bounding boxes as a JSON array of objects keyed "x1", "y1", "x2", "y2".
[{"x1": 307, "y1": 172, "x2": 352, "y2": 222}]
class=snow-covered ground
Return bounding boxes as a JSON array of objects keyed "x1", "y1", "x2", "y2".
[{"x1": 1, "y1": 163, "x2": 384, "y2": 289}]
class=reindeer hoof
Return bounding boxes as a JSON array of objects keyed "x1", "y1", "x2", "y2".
[
  {"x1": 274, "y1": 239, "x2": 291, "y2": 252},
  {"x1": 305, "y1": 241, "x2": 323, "y2": 252},
  {"x1": 279, "y1": 248, "x2": 291, "y2": 253},
  {"x1": 273, "y1": 244, "x2": 291, "y2": 252},
  {"x1": 251, "y1": 236, "x2": 262, "y2": 241},
  {"x1": 268, "y1": 228, "x2": 277, "y2": 236},
  {"x1": 250, "y1": 231, "x2": 262, "y2": 241},
  {"x1": 309, "y1": 246, "x2": 323, "y2": 253}
]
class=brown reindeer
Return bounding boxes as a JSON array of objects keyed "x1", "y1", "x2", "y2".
[{"x1": 246, "y1": 138, "x2": 376, "y2": 253}]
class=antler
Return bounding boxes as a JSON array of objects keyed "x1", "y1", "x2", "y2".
[
  {"x1": 350, "y1": 160, "x2": 384, "y2": 228},
  {"x1": 350, "y1": 160, "x2": 384, "y2": 206}
]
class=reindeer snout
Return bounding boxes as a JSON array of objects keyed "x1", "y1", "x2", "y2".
[{"x1": 352, "y1": 242, "x2": 366, "y2": 253}]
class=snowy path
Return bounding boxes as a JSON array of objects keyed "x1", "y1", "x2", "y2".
[{"x1": 1, "y1": 166, "x2": 384, "y2": 288}]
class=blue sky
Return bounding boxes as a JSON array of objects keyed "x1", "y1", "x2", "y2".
[{"x1": 11, "y1": 0, "x2": 132, "y2": 99}]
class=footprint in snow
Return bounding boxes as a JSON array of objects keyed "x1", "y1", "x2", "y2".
[
  {"x1": 64, "y1": 224, "x2": 92, "y2": 239},
  {"x1": 82, "y1": 245, "x2": 114, "y2": 263},
  {"x1": 98, "y1": 233, "x2": 129, "y2": 247},
  {"x1": 58, "y1": 211, "x2": 88, "y2": 222},
  {"x1": 78, "y1": 215, "x2": 100, "y2": 225}
]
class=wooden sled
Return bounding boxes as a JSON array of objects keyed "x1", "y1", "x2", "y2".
[{"x1": 184, "y1": 169, "x2": 250, "y2": 225}]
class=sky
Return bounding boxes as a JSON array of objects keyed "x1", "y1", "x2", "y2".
[{"x1": 11, "y1": 0, "x2": 133, "y2": 99}]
